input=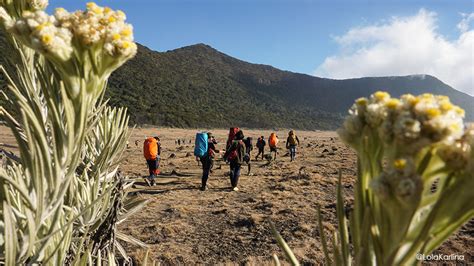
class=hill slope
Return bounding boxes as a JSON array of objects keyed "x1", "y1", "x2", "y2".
[
  {"x1": 2, "y1": 34, "x2": 473, "y2": 129},
  {"x1": 107, "y1": 43, "x2": 474, "y2": 129}
]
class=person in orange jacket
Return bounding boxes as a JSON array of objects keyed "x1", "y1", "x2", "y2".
[{"x1": 143, "y1": 136, "x2": 161, "y2": 186}]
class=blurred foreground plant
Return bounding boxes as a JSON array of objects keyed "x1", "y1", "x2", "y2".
[
  {"x1": 273, "y1": 92, "x2": 473, "y2": 265},
  {"x1": 0, "y1": 1, "x2": 146, "y2": 264}
]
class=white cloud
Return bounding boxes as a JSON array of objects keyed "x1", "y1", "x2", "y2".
[{"x1": 315, "y1": 9, "x2": 474, "y2": 96}]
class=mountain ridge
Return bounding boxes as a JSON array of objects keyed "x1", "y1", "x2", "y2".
[
  {"x1": 150, "y1": 43, "x2": 471, "y2": 94},
  {"x1": 1, "y1": 33, "x2": 473, "y2": 129},
  {"x1": 104, "y1": 42, "x2": 474, "y2": 129}
]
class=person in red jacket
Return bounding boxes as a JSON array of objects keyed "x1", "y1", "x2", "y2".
[
  {"x1": 143, "y1": 136, "x2": 161, "y2": 186},
  {"x1": 224, "y1": 130, "x2": 246, "y2": 191}
]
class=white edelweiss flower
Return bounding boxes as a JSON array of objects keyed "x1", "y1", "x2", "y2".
[
  {"x1": 57, "y1": 27, "x2": 72, "y2": 40},
  {"x1": 54, "y1": 8, "x2": 70, "y2": 22},
  {"x1": 414, "y1": 100, "x2": 437, "y2": 118},
  {"x1": 104, "y1": 42, "x2": 114, "y2": 54},
  {"x1": 371, "y1": 91, "x2": 391, "y2": 103},
  {"x1": 365, "y1": 102, "x2": 387, "y2": 127},
  {"x1": 423, "y1": 112, "x2": 464, "y2": 144},
  {"x1": 343, "y1": 115, "x2": 363, "y2": 135},
  {"x1": 438, "y1": 141, "x2": 471, "y2": 171},
  {"x1": 28, "y1": 0, "x2": 48, "y2": 10},
  {"x1": 115, "y1": 10, "x2": 126, "y2": 20},
  {"x1": 25, "y1": 18, "x2": 39, "y2": 28},
  {"x1": 394, "y1": 113, "x2": 421, "y2": 141}
]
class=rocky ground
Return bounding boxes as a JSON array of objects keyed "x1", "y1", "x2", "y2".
[{"x1": 0, "y1": 126, "x2": 472, "y2": 265}]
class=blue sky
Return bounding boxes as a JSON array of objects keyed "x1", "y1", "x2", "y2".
[{"x1": 48, "y1": 0, "x2": 474, "y2": 94}]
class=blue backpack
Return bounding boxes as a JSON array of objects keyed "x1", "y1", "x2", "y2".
[{"x1": 194, "y1": 132, "x2": 208, "y2": 158}]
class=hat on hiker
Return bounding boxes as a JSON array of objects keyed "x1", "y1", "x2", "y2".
[{"x1": 207, "y1": 132, "x2": 213, "y2": 138}]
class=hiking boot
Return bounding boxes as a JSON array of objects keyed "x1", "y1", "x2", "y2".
[
  {"x1": 150, "y1": 178, "x2": 156, "y2": 186},
  {"x1": 200, "y1": 185, "x2": 207, "y2": 191},
  {"x1": 232, "y1": 187, "x2": 239, "y2": 192}
]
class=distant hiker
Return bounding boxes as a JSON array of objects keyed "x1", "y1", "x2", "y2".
[
  {"x1": 255, "y1": 136, "x2": 266, "y2": 161},
  {"x1": 178, "y1": 139, "x2": 181, "y2": 146},
  {"x1": 243, "y1": 137, "x2": 253, "y2": 175},
  {"x1": 194, "y1": 132, "x2": 220, "y2": 191},
  {"x1": 286, "y1": 130, "x2": 300, "y2": 162},
  {"x1": 269, "y1": 133, "x2": 279, "y2": 160},
  {"x1": 224, "y1": 130, "x2": 246, "y2": 191},
  {"x1": 143, "y1": 136, "x2": 161, "y2": 186},
  {"x1": 135, "y1": 140, "x2": 140, "y2": 147}
]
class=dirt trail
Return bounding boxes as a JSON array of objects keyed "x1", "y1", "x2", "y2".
[
  {"x1": 0, "y1": 126, "x2": 472, "y2": 265},
  {"x1": 117, "y1": 127, "x2": 473, "y2": 265}
]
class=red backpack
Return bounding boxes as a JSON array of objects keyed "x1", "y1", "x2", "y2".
[
  {"x1": 226, "y1": 127, "x2": 240, "y2": 149},
  {"x1": 227, "y1": 140, "x2": 243, "y2": 161}
]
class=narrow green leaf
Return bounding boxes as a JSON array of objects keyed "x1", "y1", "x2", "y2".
[
  {"x1": 317, "y1": 205, "x2": 332, "y2": 265},
  {"x1": 3, "y1": 202, "x2": 18, "y2": 266},
  {"x1": 269, "y1": 221, "x2": 300, "y2": 266}
]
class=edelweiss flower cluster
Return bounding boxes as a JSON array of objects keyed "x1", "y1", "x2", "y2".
[
  {"x1": 335, "y1": 92, "x2": 473, "y2": 265},
  {"x1": 0, "y1": 2, "x2": 137, "y2": 99},
  {"x1": 0, "y1": 2, "x2": 136, "y2": 63},
  {"x1": 339, "y1": 91, "x2": 472, "y2": 206},
  {"x1": 0, "y1": 0, "x2": 48, "y2": 16},
  {"x1": 339, "y1": 92, "x2": 466, "y2": 155},
  {"x1": 5, "y1": 10, "x2": 73, "y2": 61},
  {"x1": 55, "y1": 2, "x2": 136, "y2": 57}
]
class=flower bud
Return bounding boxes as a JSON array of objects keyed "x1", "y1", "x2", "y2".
[
  {"x1": 28, "y1": 0, "x2": 48, "y2": 11},
  {"x1": 395, "y1": 178, "x2": 419, "y2": 201},
  {"x1": 365, "y1": 102, "x2": 387, "y2": 127},
  {"x1": 438, "y1": 141, "x2": 471, "y2": 171},
  {"x1": 394, "y1": 114, "x2": 421, "y2": 141}
]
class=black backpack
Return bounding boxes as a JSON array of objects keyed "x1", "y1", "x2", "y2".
[{"x1": 257, "y1": 138, "x2": 265, "y2": 148}]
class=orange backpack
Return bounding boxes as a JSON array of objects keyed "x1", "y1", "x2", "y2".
[
  {"x1": 269, "y1": 133, "x2": 278, "y2": 147},
  {"x1": 143, "y1": 137, "x2": 158, "y2": 160}
]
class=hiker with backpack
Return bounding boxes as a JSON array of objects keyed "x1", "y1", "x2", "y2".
[
  {"x1": 286, "y1": 130, "x2": 300, "y2": 162},
  {"x1": 226, "y1": 127, "x2": 240, "y2": 151},
  {"x1": 143, "y1": 136, "x2": 161, "y2": 186},
  {"x1": 208, "y1": 133, "x2": 219, "y2": 173},
  {"x1": 269, "y1": 133, "x2": 279, "y2": 161},
  {"x1": 194, "y1": 132, "x2": 220, "y2": 191},
  {"x1": 255, "y1": 136, "x2": 266, "y2": 161},
  {"x1": 224, "y1": 130, "x2": 246, "y2": 191},
  {"x1": 243, "y1": 137, "x2": 253, "y2": 175}
]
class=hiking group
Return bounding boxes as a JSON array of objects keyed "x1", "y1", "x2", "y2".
[{"x1": 142, "y1": 128, "x2": 301, "y2": 191}]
